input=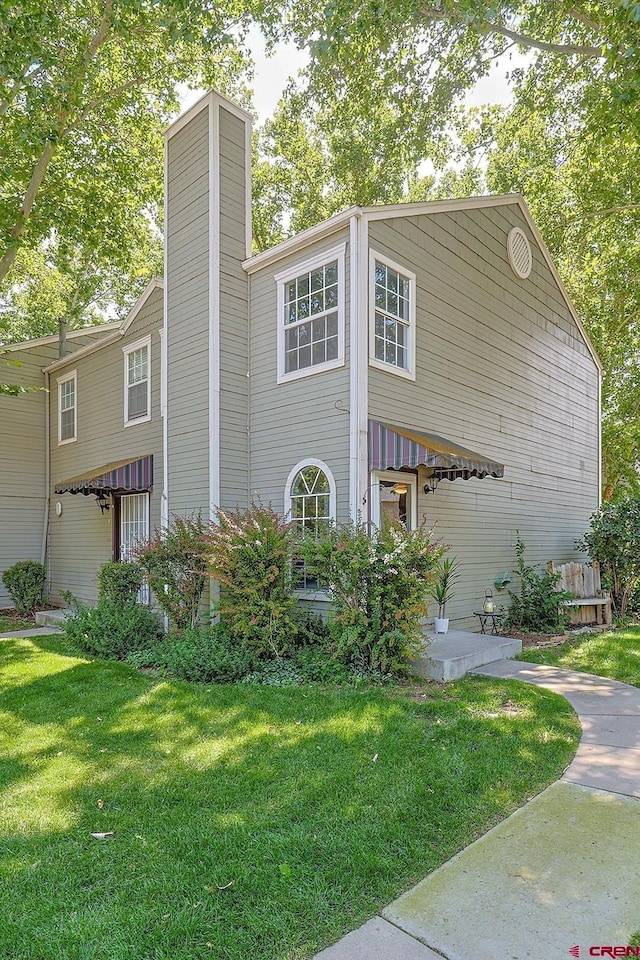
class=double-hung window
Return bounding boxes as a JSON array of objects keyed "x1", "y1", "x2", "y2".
[
  {"x1": 276, "y1": 244, "x2": 345, "y2": 383},
  {"x1": 57, "y1": 371, "x2": 77, "y2": 444},
  {"x1": 124, "y1": 336, "x2": 151, "y2": 425},
  {"x1": 369, "y1": 252, "x2": 416, "y2": 380}
]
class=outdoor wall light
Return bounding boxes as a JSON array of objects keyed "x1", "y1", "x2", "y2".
[
  {"x1": 95, "y1": 492, "x2": 111, "y2": 514},
  {"x1": 423, "y1": 475, "x2": 440, "y2": 495}
]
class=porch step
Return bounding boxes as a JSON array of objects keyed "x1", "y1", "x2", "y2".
[
  {"x1": 414, "y1": 631, "x2": 522, "y2": 682},
  {"x1": 35, "y1": 609, "x2": 70, "y2": 628}
]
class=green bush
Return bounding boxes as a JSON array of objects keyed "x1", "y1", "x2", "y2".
[
  {"x1": 134, "y1": 513, "x2": 209, "y2": 629},
  {"x1": 1, "y1": 560, "x2": 47, "y2": 614},
  {"x1": 97, "y1": 561, "x2": 144, "y2": 605},
  {"x1": 203, "y1": 502, "x2": 298, "y2": 658},
  {"x1": 64, "y1": 600, "x2": 162, "y2": 659},
  {"x1": 299, "y1": 519, "x2": 443, "y2": 674},
  {"x1": 505, "y1": 534, "x2": 572, "y2": 633},
  {"x1": 154, "y1": 624, "x2": 258, "y2": 683},
  {"x1": 577, "y1": 498, "x2": 640, "y2": 617}
]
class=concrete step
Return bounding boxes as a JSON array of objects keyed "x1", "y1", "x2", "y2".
[
  {"x1": 414, "y1": 630, "x2": 522, "y2": 682},
  {"x1": 35, "y1": 609, "x2": 70, "y2": 628}
]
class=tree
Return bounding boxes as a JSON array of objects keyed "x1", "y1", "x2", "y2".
[{"x1": 0, "y1": 0, "x2": 253, "y2": 341}]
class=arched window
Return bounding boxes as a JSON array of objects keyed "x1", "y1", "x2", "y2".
[
  {"x1": 285, "y1": 459, "x2": 336, "y2": 590},
  {"x1": 290, "y1": 465, "x2": 330, "y2": 530}
]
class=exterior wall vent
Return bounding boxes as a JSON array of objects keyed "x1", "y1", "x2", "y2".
[{"x1": 507, "y1": 227, "x2": 532, "y2": 279}]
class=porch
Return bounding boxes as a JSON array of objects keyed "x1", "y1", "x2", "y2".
[{"x1": 414, "y1": 630, "x2": 523, "y2": 682}]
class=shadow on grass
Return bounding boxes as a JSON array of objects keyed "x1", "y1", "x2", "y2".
[{"x1": 0, "y1": 637, "x2": 580, "y2": 960}]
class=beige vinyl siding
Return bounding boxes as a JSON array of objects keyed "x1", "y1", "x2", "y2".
[
  {"x1": 0, "y1": 346, "x2": 53, "y2": 606},
  {"x1": 248, "y1": 229, "x2": 352, "y2": 521},
  {"x1": 218, "y1": 106, "x2": 249, "y2": 509},
  {"x1": 48, "y1": 288, "x2": 164, "y2": 604},
  {"x1": 368, "y1": 205, "x2": 600, "y2": 630},
  {"x1": 166, "y1": 107, "x2": 211, "y2": 516}
]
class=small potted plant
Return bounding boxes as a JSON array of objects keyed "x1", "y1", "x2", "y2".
[{"x1": 432, "y1": 557, "x2": 460, "y2": 634}]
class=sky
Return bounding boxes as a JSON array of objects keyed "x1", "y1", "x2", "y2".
[{"x1": 180, "y1": 29, "x2": 529, "y2": 124}]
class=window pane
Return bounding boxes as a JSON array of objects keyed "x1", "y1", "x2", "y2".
[
  {"x1": 60, "y1": 380, "x2": 75, "y2": 410},
  {"x1": 325, "y1": 284, "x2": 338, "y2": 309},
  {"x1": 60, "y1": 408, "x2": 74, "y2": 441},
  {"x1": 312, "y1": 341, "x2": 325, "y2": 365},
  {"x1": 325, "y1": 261, "x2": 338, "y2": 285},
  {"x1": 326, "y1": 336, "x2": 338, "y2": 361},
  {"x1": 128, "y1": 382, "x2": 148, "y2": 419},
  {"x1": 286, "y1": 349, "x2": 298, "y2": 372},
  {"x1": 312, "y1": 316, "x2": 326, "y2": 342},
  {"x1": 375, "y1": 337, "x2": 385, "y2": 361},
  {"x1": 327, "y1": 313, "x2": 338, "y2": 337},
  {"x1": 299, "y1": 344, "x2": 312, "y2": 368},
  {"x1": 310, "y1": 289, "x2": 324, "y2": 314}
]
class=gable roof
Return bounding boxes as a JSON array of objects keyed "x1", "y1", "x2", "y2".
[
  {"x1": 1, "y1": 321, "x2": 120, "y2": 353},
  {"x1": 243, "y1": 194, "x2": 601, "y2": 372},
  {"x1": 43, "y1": 278, "x2": 164, "y2": 374}
]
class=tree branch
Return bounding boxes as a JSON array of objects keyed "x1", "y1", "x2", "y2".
[
  {"x1": 0, "y1": 0, "x2": 115, "y2": 285},
  {"x1": 580, "y1": 203, "x2": 640, "y2": 220},
  {"x1": 418, "y1": 3, "x2": 611, "y2": 59}
]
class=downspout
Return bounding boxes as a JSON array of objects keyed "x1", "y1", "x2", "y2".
[{"x1": 41, "y1": 371, "x2": 50, "y2": 577}]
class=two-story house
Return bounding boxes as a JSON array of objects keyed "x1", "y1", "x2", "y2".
[{"x1": 0, "y1": 90, "x2": 601, "y2": 630}]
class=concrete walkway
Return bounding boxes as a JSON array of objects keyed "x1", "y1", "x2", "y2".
[
  {"x1": 0, "y1": 625, "x2": 62, "y2": 637},
  {"x1": 315, "y1": 659, "x2": 640, "y2": 960}
]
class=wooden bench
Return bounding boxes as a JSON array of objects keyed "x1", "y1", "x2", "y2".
[{"x1": 548, "y1": 560, "x2": 612, "y2": 626}]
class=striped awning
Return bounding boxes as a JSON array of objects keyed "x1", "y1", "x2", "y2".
[
  {"x1": 369, "y1": 420, "x2": 504, "y2": 483},
  {"x1": 54, "y1": 455, "x2": 153, "y2": 496}
]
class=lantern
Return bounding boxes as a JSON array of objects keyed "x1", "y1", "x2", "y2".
[{"x1": 483, "y1": 589, "x2": 495, "y2": 614}]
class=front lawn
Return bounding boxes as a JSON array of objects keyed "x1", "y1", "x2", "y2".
[
  {"x1": 0, "y1": 636, "x2": 579, "y2": 960},
  {"x1": 518, "y1": 626, "x2": 640, "y2": 687}
]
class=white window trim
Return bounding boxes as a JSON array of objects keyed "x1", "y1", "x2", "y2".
[
  {"x1": 284, "y1": 458, "x2": 337, "y2": 599},
  {"x1": 123, "y1": 334, "x2": 152, "y2": 427},
  {"x1": 369, "y1": 470, "x2": 418, "y2": 530},
  {"x1": 57, "y1": 370, "x2": 77, "y2": 445},
  {"x1": 275, "y1": 243, "x2": 346, "y2": 385},
  {"x1": 368, "y1": 249, "x2": 416, "y2": 381}
]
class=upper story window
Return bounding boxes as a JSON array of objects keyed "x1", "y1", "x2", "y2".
[
  {"x1": 124, "y1": 336, "x2": 151, "y2": 426},
  {"x1": 57, "y1": 371, "x2": 77, "y2": 445},
  {"x1": 276, "y1": 244, "x2": 346, "y2": 384},
  {"x1": 369, "y1": 251, "x2": 416, "y2": 381}
]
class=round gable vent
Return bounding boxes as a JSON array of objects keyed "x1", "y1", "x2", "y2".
[{"x1": 507, "y1": 227, "x2": 532, "y2": 279}]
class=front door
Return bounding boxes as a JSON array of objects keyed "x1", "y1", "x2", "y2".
[{"x1": 119, "y1": 492, "x2": 150, "y2": 602}]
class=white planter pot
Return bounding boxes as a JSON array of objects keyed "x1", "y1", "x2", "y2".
[{"x1": 434, "y1": 617, "x2": 449, "y2": 634}]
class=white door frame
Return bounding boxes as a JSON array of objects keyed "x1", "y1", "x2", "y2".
[{"x1": 369, "y1": 470, "x2": 418, "y2": 530}]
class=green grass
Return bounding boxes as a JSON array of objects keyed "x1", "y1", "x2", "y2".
[
  {"x1": 0, "y1": 614, "x2": 33, "y2": 633},
  {"x1": 518, "y1": 626, "x2": 640, "y2": 687},
  {"x1": 0, "y1": 636, "x2": 580, "y2": 960}
]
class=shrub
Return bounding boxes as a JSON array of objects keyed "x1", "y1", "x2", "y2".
[
  {"x1": 64, "y1": 600, "x2": 163, "y2": 659},
  {"x1": 97, "y1": 561, "x2": 144, "y2": 605},
  {"x1": 299, "y1": 519, "x2": 443, "y2": 674},
  {"x1": 1, "y1": 560, "x2": 47, "y2": 614},
  {"x1": 505, "y1": 534, "x2": 572, "y2": 633},
  {"x1": 135, "y1": 513, "x2": 209, "y2": 629},
  {"x1": 154, "y1": 624, "x2": 257, "y2": 683},
  {"x1": 202, "y1": 502, "x2": 298, "y2": 658},
  {"x1": 577, "y1": 498, "x2": 640, "y2": 617}
]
